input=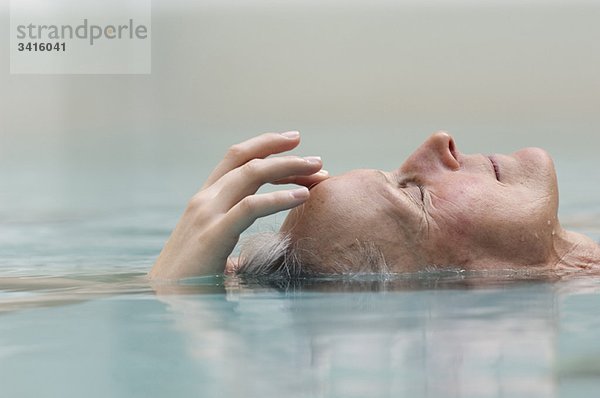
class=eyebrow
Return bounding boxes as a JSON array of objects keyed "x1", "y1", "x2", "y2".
[
  {"x1": 375, "y1": 170, "x2": 423, "y2": 213},
  {"x1": 371, "y1": 170, "x2": 427, "y2": 242}
]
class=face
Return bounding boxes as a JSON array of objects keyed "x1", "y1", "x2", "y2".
[{"x1": 281, "y1": 131, "x2": 561, "y2": 272}]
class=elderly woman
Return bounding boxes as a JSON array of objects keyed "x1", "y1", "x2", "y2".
[{"x1": 149, "y1": 131, "x2": 600, "y2": 280}]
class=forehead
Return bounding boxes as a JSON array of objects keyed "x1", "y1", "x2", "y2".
[
  {"x1": 307, "y1": 169, "x2": 388, "y2": 207},
  {"x1": 320, "y1": 169, "x2": 390, "y2": 192},
  {"x1": 315, "y1": 168, "x2": 419, "y2": 216},
  {"x1": 280, "y1": 168, "x2": 424, "y2": 271},
  {"x1": 282, "y1": 168, "x2": 416, "y2": 235}
]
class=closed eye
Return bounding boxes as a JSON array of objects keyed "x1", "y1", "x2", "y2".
[
  {"x1": 488, "y1": 156, "x2": 500, "y2": 181},
  {"x1": 417, "y1": 184, "x2": 425, "y2": 202},
  {"x1": 398, "y1": 179, "x2": 425, "y2": 205}
]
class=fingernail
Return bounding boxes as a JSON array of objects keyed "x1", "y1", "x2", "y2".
[
  {"x1": 290, "y1": 187, "x2": 309, "y2": 200},
  {"x1": 280, "y1": 131, "x2": 300, "y2": 138},
  {"x1": 304, "y1": 156, "x2": 321, "y2": 165},
  {"x1": 316, "y1": 169, "x2": 329, "y2": 176}
]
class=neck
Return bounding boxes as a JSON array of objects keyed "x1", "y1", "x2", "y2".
[{"x1": 553, "y1": 227, "x2": 600, "y2": 272}]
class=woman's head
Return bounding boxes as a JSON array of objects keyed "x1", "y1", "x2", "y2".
[
  {"x1": 238, "y1": 131, "x2": 562, "y2": 276},
  {"x1": 284, "y1": 131, "x2": 561, "y2": 271}
]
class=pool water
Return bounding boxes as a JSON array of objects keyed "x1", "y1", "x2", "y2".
[
  {"x1": 2, "y1": 271, "x2": 600, "y2": 398},
  {"x1": 1, "y1": 153, "x2": 600, "y2": 398},
  {"x1": 0, "y1": 163, "x2": 600, "y2": 398}
]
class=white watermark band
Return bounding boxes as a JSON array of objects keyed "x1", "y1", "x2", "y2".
[{"x1": 10, "y1": 0, "x2": 151, "y2": 74}]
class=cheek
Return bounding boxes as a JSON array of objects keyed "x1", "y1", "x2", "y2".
[
  {"x1": 426, "y1": 179, "x2": 493, "y2": 259},
  {"x1": 431, "y1": 175, "x2": 554, "y2": 231},
  {"x1": 429, "y1": 176, "x2": 497, "y2": 227},
  {"x1": 428, "y1": 178, "x2": 557, "y2": 265}
]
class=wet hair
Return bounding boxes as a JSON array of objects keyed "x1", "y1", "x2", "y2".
[{"x1": 236, "y1": 232, "x2": 390, "y2": 277}]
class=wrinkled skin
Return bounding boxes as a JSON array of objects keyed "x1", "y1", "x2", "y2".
[{"x1": 281, "y1": 131, "x2": 599, "y2": 272}]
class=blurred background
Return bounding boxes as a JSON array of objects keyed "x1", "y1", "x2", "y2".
[{"x1": 1, "y1": 0, "x2": 599, "y2": 271}]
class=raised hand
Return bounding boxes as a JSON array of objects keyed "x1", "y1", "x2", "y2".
[{"x1": 148, "y1": 131, "x2": 327, "y2": 280}]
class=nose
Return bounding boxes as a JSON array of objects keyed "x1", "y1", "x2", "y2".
[{"x1": 400, "y1": 131, "x2": 460, "y2": 176}]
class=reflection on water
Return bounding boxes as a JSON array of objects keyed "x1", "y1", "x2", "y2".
[
  {"x1": 0, "y1": 269, "x2": 559, "y2": 313},
  {"x1": 0, "y1": 271, "x2": 600, "y2": 397},
  {"x1": 0, "y1": 273, "x2": 150, "y2": 313}
]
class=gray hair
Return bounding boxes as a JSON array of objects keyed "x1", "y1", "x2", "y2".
[{"x1": 236, "y1": 232, "x2": 390, "y2": 278}]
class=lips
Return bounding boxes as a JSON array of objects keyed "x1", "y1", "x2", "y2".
[{"x1": 488, "y1": 156, "x2": 500, "y2": 181}]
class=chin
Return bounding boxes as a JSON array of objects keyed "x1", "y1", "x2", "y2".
[
  {"x1": 514, "y1": 147, "x2": 555, "y2": 167},
  {"x1": 514, "y1": 147, "x2": 558, "y2": 182},
  {"x1": 515, "y1": 147, "x2": 560, "y2": 216}
]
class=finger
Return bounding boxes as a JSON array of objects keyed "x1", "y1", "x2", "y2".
[
  {"x1": 208, "y1": 155, "x2": 322, "y2": 210},
  {"x1": 221, "y1": 188, "x2": 310, "y2": 236},
  {"x1": 203, "y1": 131, "x2": 301, "y2": 189},
  {"x1": 272, "y1": 169, "x2": 329, "y2": 187}
]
